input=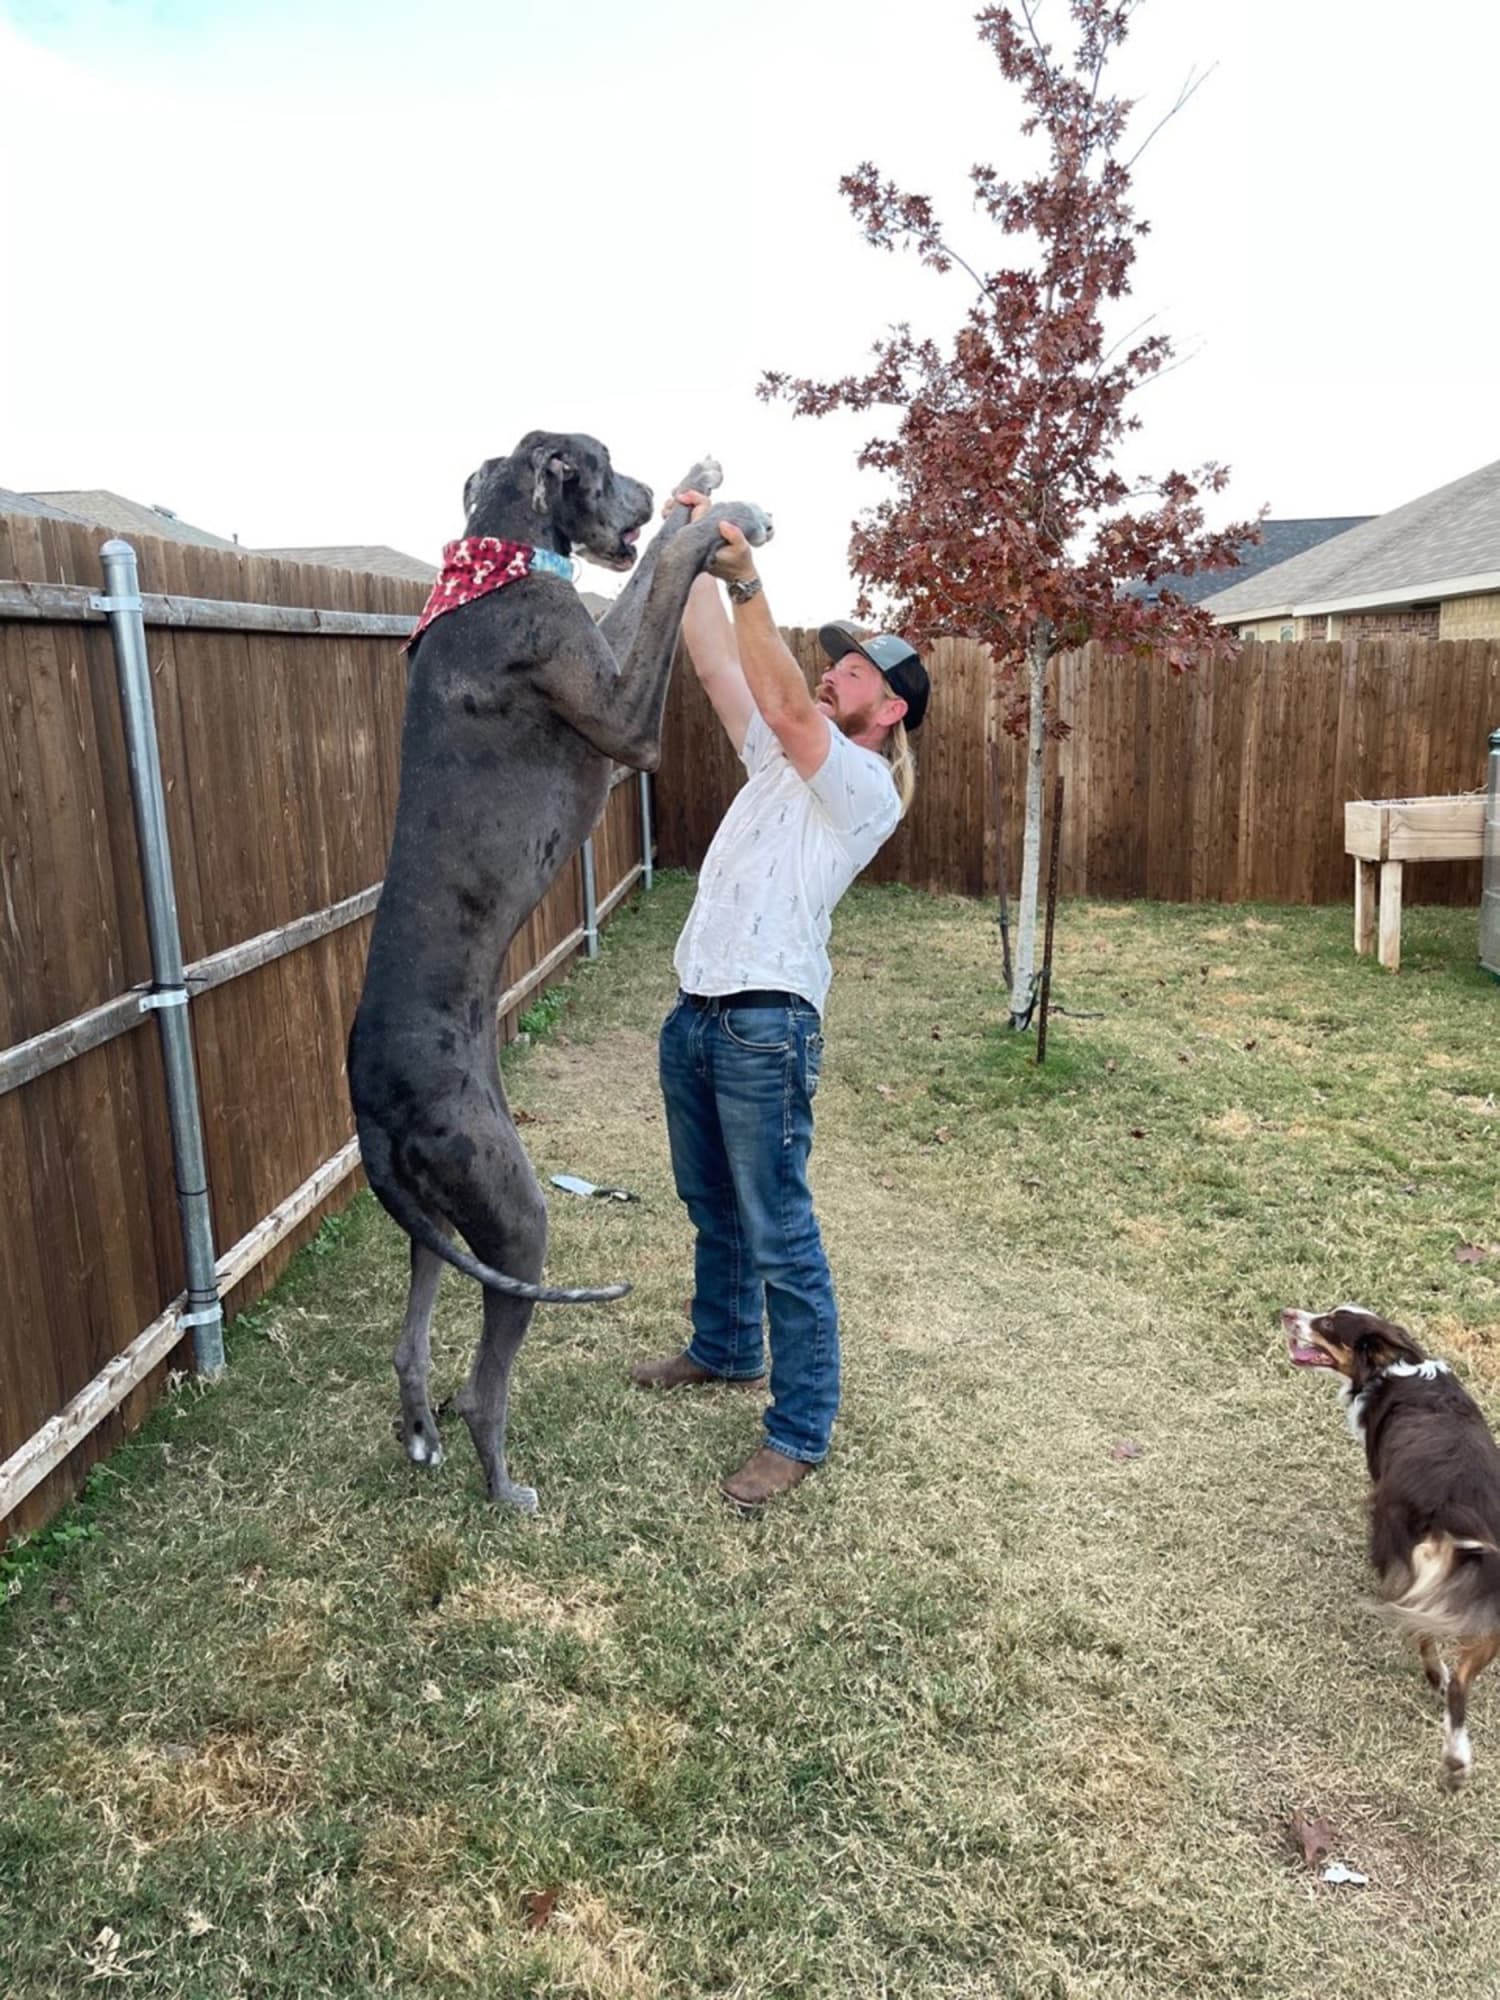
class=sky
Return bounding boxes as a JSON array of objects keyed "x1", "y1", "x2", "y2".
[{"x1": 2, "y1": 0, "x2": 1498, "y2": 625}]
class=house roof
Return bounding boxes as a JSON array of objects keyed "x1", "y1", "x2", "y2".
[
  {"x1": 0, "y1": 487, "x2": 93, "y2": 523},
  {"x1": 26, "y1": 489, "x2": 242, "y2": 551},
  {"x1": 1200, "y1": 458, "x2": 1500, "y2": 620},
  {"x1": 254, "y1": 543, "x2": 438, "y2": 584},
  {"x1": 1133, "y1": 518, "x2": 1373, "y2": 606}
]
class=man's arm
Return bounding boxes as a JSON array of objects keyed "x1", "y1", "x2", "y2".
[
  {"x1": 680, "y1": 572, "x2": 756, "y2": 754},
  {"x1": 711, "y1": 522, "x2": 831, "y2": 782}
]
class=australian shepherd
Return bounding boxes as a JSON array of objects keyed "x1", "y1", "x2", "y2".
[{"x1": 1284, "y1": 1303, "x2": 1500, "y2": 1788}]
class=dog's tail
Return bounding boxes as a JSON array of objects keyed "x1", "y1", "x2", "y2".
[
  {"x1": 1381, "y1": 1535, "x2": 1500, "y2": 1642},
  {"x1": 356, "y1": 1127, "x2": 630, "y2": 1306}
]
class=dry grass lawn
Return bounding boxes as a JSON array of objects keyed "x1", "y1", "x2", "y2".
[{"x1": 2, "y1": 879, "x2": 1498, "y2": 1999}]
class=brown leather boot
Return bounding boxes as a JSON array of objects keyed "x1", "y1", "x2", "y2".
[
  {"x1": 720, "y1": 1446, "x2": 814, "y2": 1511},
  {"x1": 629, "y1": 1351, "x2": 766, "y2": 1391}
]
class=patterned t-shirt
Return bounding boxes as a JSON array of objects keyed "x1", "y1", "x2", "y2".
[{"x1": 672, "y1": 711, "x2": 901, "y2": 1015}]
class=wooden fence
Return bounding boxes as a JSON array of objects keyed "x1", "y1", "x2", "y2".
[
  {"x1": 0, "y1": 509, "x2": 647, "y2": 1539},
  {"x1": 655, "y1": 630, "x2": 1500, "y2": 907}
]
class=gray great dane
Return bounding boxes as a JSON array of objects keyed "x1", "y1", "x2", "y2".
[{"x1": 348, "y1": 431, "x2": 771, "y2": 1508}]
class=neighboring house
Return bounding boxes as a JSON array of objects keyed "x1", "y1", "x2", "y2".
[
  {"x1": 1200, "y1": 458, "x2": 1500, "y2": 641},
  {"x1": 0, "y1": 487, "x2": 93, "y2": 523},
  {"x1": 255, "y1": 543, "x2": 438, "y2": 585},
  {"x1": 1131, "y1": 517, "x2": 1372, "y2": 608},
  {"x1": 26, "y1": 489, "x2": 243, "y2": 552},
  {"x1": 256, "y1": 546, "x2": 616, "y2": 620}
]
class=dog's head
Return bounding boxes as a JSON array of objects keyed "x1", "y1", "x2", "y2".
[
  {"x1": 1283, "y1": 1304, "x2": 1427, "y2": 1387},
  {"x1": 463, "y1": 433, "x2": 653, "y2": 572}
]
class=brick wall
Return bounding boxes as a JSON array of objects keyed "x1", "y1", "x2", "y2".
[
  {"x1": 1339, "y1": 604, "x2": 1441, "y2": 640},
  {"x1": 1439, "y1": 590, "x2": 1500, "y2": 640}
]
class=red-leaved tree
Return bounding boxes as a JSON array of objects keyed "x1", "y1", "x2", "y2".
[{"x1": 762, "y1": 0, "x2": 1260, "y2": 1026}]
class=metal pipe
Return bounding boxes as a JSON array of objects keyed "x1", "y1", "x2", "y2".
[
  {"x1": 96, "y1": 540, "x2": 224, "y2": 1377},
  {"x1": 581, "y1": 836, "x2": 600, "y2": 959},
  {"x1": 639, "y1": 770, "x2": 654, "y2": 891}
]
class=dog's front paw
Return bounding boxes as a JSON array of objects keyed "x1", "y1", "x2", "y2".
[
  {"x1": 676, "y1": 455, "x2": 722, "y2": 498},
  {"x1": 720, "y1": 500, "x2": 773, "y2": 547}
]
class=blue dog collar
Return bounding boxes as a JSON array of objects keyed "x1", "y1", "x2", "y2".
[{"x1": 529, "y1": 547, "x2": 577, "y2": 583}]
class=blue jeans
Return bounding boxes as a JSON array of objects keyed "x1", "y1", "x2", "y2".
[{"x1": 659, "y1": 991, "x2": 836, "y2": 1465}]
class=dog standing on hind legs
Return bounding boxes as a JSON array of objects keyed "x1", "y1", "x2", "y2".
[
  {"x1": 1285, "y1": 1303, "x2": 1500, "y2": 1786},
  {"x1": 348, "y1": 433, "x2": 772, "y2": 1510}
]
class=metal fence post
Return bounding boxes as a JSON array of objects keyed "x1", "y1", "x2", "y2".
[
  {"x1": 95, "y1": 539, "x2": 225, "y2": 1377},
  {"x1": 639, "y1": 771, "x2": 654, "y2": 891},
  {"x1": 581, "y1": 837, "x2": 600, "y2": 958}
]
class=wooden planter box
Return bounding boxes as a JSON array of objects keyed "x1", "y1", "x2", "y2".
[
  {"x1": 1344, "y1": 794, "x2": 1486, "y2": 970},
  {"x1": 1345, "y1": 795, "x2": 1486, "y2": 863}
]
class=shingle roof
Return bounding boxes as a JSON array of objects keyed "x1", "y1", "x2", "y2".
[
  {"x1": 0, "y1": 487, "x2": 93, "y2": 522},
  {"x1": 26, "y1": 489, "x2": 242, "y2": 551},
  {"x1": 254, "y1": 544, "x2": 438, "y2": 584},
  {"x1": 1200, "y1": 459, "x2": 1500, "y2": 619},
  {"x1": 1133, "y1": 518, "x2": 1373, "y2": 605}
]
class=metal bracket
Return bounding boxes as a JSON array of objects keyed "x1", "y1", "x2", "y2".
[
  {"x1": 90, "y1": 593, "x2": 145, "y2": 614},
  {"x1": 178, "y1": 1304, "x2": 223, "y2": 1330},
  {"x1": 139, "y1": 988, "x2": 189, "y2": 1012}
]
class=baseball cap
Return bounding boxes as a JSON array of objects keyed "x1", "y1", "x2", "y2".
[{"x1": 817, "y1": 622, "x2": 930, "y2": 732}]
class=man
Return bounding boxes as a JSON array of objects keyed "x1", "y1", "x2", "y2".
[{"x1": 630, "y1": 493, "x2": 929, "y2": 1511}]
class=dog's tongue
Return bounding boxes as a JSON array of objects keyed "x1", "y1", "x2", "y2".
[{"x1": 1287, "y1": 1339, "x2": 1335, "y2": 1369}]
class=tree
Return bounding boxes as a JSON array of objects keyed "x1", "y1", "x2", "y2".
[{"x1": 762, "y1": 0, "x2": 1259, "y2": 1027}]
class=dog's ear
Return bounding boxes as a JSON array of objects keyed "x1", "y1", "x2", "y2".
[{"x1": 530, "y1": 445, "x2": 577, "y2": 514}]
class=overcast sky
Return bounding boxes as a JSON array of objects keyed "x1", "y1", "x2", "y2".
[{"x1": 3, "y1": 0, "x2": 1497, "y2": 624}]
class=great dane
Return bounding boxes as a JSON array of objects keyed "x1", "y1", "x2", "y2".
[{"x1": 348, "y1": 431, "x2": 771, "y2": 1508}]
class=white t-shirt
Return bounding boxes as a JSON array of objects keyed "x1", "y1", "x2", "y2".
[{"x1": 673, "y1": 710, "x2": 901, "y2": 1015}]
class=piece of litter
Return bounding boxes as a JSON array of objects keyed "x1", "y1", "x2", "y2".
[
  {"x1": 1320, "y1": 1863, "x2": 1368, "y2": 1887},
  {"x1": 550, "y1": 1173, "x2": 638, "y2": 1202}
]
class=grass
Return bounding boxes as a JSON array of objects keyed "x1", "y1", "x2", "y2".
[{"x1": 2, "y1": 878, "x2": 1498, "y2": 1999}]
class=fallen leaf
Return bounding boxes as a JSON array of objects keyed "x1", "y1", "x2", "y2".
[
  {"x1": 934, "y1": 1126, "x2": 954, "y2": 1144},
  {"x1": 184, "y1": 1909, "x2": 214, "y2": 1939},
  {"x1": 523, "y1": 1888, "x2": 560, "y2": 1931},
  {"x1": 1177, "y1": 1052, "x2": 1191, "y2": 1065},
  {"x1": 513, "y1": 1107, "x2": 540, "y2": 1125},
  {"x1": 1129, "y1": 1127, "x2": 1146, "y2": 1140},
  {"x1": 878, "y1": 1174, "x2": 895, "y2": 1190},
  {"x1": 875, "y1": 1083, "x2": 897, "y2": 1099},
  {"x1": 1243, "y1": 1039, "x2": 1258, "y2": 1051},
  {"x1": 930, "y1": 1026, "x2": 943, "y2": 1040},
  {"x1": 1021, "y1": 1175, "x2": 1042, "y2": 1188},
  {"x1": 421, "y1": 1681, "x2": 443, "y2": 1704},
  {"x1": 1108, "y1": 1439, "x2": 1144, "y2": 1461},
  {"x1": 1106, "y1": 1059, "x2": 1117, "y2": 1073},
  {"x1": 1456, "y1": 1244, "x2": 1491, "y2": 1265},
  {"x1": 1289, "y1": 1807, "x2": 1338, "y2": 1867}
]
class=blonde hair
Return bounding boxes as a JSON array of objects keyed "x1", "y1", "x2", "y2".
[{"x1": 882, "y1": 714, "x2": 917, "y2": 818}]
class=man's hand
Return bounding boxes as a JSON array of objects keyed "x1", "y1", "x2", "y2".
[
  {"x1": 708, "y1": 520, "x2": 758, "y2": 586},
  {"x1": 666, "y1": 487, "x2": 713, "y2": 525}
]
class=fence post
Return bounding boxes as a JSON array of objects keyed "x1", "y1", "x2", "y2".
[
  {"x1": 581, "y1": 837, "x2": 600, "y2": 959},
  {"x1": 639, "y1": 771, "x2": 654, "y2": 891},
  {"x1": 95, "y1": 540, "x2": 225, "y2": 1378}
]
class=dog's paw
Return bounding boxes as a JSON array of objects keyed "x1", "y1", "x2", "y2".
[
  {"x1": 676, "y1": 456, "x2": 722, "y2": 498},
  {"x1": 719, "y1": 500, "x2": 773, "y2": 547},
  {"x1": 492, "y1": 1478, "x2": 540, "y2": 1515}
]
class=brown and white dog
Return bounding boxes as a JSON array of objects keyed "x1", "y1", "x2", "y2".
[{"x1": 1284, "y1": 1303, "x2": 1500, "y2": 1788}]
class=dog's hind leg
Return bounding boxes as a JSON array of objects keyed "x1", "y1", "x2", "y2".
[
  {"x1": 448, "y1": 1139, "x2": 550, "y2": 1512},
  {"x1": 395, "y1": 1233, "x2": 449, "y2": 1469},
  {"x1": 1442, "y1": 1636, "x2": 1499, "y2": 1788}
]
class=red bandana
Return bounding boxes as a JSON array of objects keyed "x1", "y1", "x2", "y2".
[{"x1": 405, "y1": 537, "x2": 573, "y2": 652}]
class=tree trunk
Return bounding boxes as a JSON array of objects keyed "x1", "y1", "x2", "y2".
[{"x1": 1007, "y1": 618, "x2": 1052, "y2": 1028}]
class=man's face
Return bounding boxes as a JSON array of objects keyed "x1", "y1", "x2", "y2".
[{"x1": 816, "y1": 650, "x2": 902, "y2": 739}]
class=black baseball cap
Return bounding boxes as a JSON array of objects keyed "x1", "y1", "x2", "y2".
[{"x1": 817, "y1": 622, "x2": 930, "y2": 732}]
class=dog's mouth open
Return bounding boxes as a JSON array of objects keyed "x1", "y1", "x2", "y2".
[
  {"x1": 582, "y1": 523, "x2": 643, "y2": 574},
  {"x1": 1282, "y1": 1307, "x2": 1339, "y2": 1370}
]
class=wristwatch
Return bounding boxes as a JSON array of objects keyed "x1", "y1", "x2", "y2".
[{"x1": 726, "y1": 575, "x2": 763, "y2": 605}]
